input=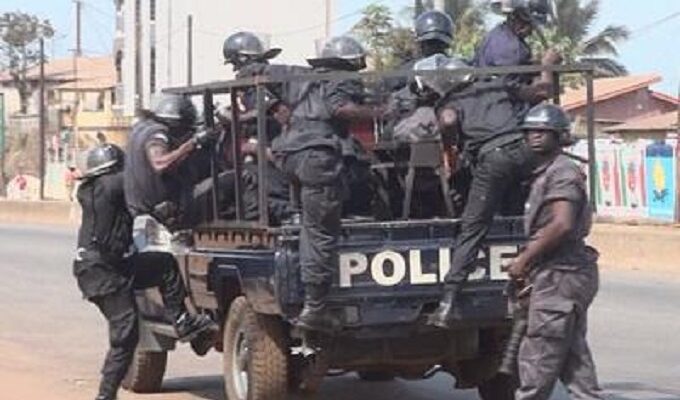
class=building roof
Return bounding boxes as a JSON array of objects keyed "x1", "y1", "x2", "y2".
[
  {"x1": 604, "y1": 112, "x2": 679, "y2": 134},
  {"x1": 0, "y1": 56, "x2": 115, "y2": 90},
  {"x1": 562, "y1": 74, "x2": 665, "y2": 111},
  {"x1": 650, "y1": 90, "x2": 680, "y2": 105}
]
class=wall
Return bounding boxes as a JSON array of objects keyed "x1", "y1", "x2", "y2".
[
  {"x1": 570, "y1": 88, "x2": 675, "y2": 125},
  {"x1": 571, "y1": 138, "x2": 679, "y2": 222},
  {"x1": 122, "y1": 0, "x2": 329, "y2": 116}
]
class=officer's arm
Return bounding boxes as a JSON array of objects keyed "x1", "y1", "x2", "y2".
[
  {"x1": 146, "y1": 140, "x2": 196, "y2": 174},
  {"x1": 513, "y1": 49, "x2": 563, "y2": 105},
  {"x1": 513, "y1": 200, "x2": 575, "y2": 275},
  {"x1": 328, "y1": 80, "x2": 384, "y2": 122},
  {"x1": 333, "y1": 103, "x2": 383, "y2": 121},
  {"x1": 437, "y1": 106, "x2": 460, "y2": 147}
]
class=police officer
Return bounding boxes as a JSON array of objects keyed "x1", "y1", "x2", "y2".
[
  {"x1": 475, "y1": 0, "x2": 562, "y2": 101},
  {"x1": 385, "y1": 10, "x2": 455, "y2": 128},
  {"x1": 73, "y1": 144, "x2": 214, "y2": 400},
  {"x1": 474, "y1": 0, "x2": 543, "y2": 68},
  {"x1": 124, "y1": 93, "x2": 217, "y2": 230},
  {"x1": 428, "y1": 69, "x2": 536, "y2": 328},
  {"x1": 510, "y1": 104, "x2": 602, "y2": 400},
  {"x1": 273, "y1": 36, "x2": 382, "y2": 331}
]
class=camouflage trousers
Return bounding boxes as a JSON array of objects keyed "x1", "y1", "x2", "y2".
[{"x1": 516, "y1": 266, "x2": 603, "y2": 400}]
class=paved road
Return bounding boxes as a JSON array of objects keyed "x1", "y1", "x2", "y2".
[{"x1": 1, "y1": 224, "x2": 679, "y2": 400}]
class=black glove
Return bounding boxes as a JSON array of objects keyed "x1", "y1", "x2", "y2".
[{"x1": 192, "y1": 128, "x2": 220, "y2": 148}]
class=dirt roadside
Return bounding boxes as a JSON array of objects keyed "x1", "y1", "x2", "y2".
[{"x1": 0, "y1": 339, "x2": 94, "y2": 400}]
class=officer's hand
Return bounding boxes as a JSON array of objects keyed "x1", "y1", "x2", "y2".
[
  {"x1": 508, "y1": 255, "x2": 529, "y2": 280},
  {"x1": 193, "y1": 128, "x2": 220, "y2": 148},
  {"x1": 241, "y1": 140, "x2": 258, "y2": 155},
  {"x1": 542, "y1": 49, "x2": 564, "y2": 66}
]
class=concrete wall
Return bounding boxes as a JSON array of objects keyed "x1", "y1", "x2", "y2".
[{"x1": 121, "y1": 0, "x2": 330, "y2": 116}]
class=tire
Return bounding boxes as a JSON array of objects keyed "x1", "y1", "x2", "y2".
[
  {"x1": 477, "y1": 373, "x2": 517, "y2": 400},
  {"x1": 121, "y1": 349, "x2": 167, "y2": 393},
  {"x1": 357, "y1": 371, "x2": 396, "y2": 382},
  {"x1": 223, "y1": 296, "x2": 288, "y2": 400}
]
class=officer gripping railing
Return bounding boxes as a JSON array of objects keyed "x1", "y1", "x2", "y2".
[{"x1": 164, "y1": 63, "x2": 597, "y2": 230}]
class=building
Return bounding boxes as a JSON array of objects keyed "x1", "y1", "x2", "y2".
[
  {"x1": 604, "y1": 112, "x2": 679, "y2": 141},
  {"x1": 562, "y1": 74, "x2": 678, "y2": 137},
  {"x1": 116, "y1": 0, "x2": 332, "y2": 116},
  {"x1": 1, "y1": 56, "x2": 130, "y2": 199}
]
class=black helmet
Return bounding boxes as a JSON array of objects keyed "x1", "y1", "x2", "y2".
[
  {"x1": 308, "y1": 36, "x2": 367, "y2": 70},
  {"x1": 491, "y1": 0, "x2": 551, "y2": 24},
  {"x1": 415, "y1": 10, "x2": 454, "y2": 45},
  {"x1": 223, "y1": 31, "x2": 282, "y2": 65},
  {"x1": 521, "y1": 104, "x2": 573, "y2": 145},
  {"x1": 150, "y1": 93, "x2": 197, "y2": 127},
  {"x1": 413, "y1": 54, "x2": 473, "y2": 97},
  {"x1": 82, "y1": 143, "x2": 125, "y2": 179}
]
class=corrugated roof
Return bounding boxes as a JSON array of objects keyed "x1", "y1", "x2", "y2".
[
  {"x1": 562, "y1": 74, "x2": 663, "y2": 111},
  {"x1": 604, "y1": 112, "x2": 679, "y2": 133}
]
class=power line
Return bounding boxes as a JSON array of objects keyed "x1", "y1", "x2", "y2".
[{"x1": 630, "y1": 10, "x2": 680, "y2": 36}]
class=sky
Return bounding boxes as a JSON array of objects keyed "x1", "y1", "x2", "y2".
[{"x1": 1, "y1": 0, "x2": 678, "y2": 93}]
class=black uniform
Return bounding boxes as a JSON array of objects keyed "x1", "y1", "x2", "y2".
[
  {"x1": 274, "y1": 75, "x2": 369, "y2": 286},
  {"x1": 124, "y1": 118, "x2": 194, "y2": 229},
  {"x1": 438, "y1": 78, "x2": 534, "y2": 286},
  {"x1": 73, "y1": 172, "x2": 186, "y2": 400},
  {"x1": 517, "y1": 154, "x2": 602, "y2": 400}
]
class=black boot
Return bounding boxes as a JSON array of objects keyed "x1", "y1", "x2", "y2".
[
  {"x1": 296, "y1": 284, "x2": 337, "y2": 333},
  {"x1": 174, "y1": 312, "x2": 218, "y2": 343},
  {"x1": 427, "y1": 285, "x2": 461, "y2": 329},
  {"x1": 95, "y1": 381, "x2": 117, "y2": 400},
  {"x1": 190, "y1": 328, "x2": 218, "y2": 356}
]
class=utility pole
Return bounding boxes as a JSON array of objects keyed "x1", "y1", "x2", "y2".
[
  {"x1": 39, "y1": 38, "x2": 46, "y2": 200},
  {"x1": 415, "y1": 0, "x2": 424, "y2": 17},
  {"x1": 75, "y1": 0, "x2": 82, "y2": 56},
  {"x1": 187, "y1": 14, "x2": 193, "y2": 86},
  {"x1": 73, "y1": 0, "x2": 82, "y2": 165},
  {"x1": 325, "y1": 0, "x2": 332, "y2": 38},
  {"x1": 167, "y1": 0, "x2": 173, "y2": 86},
  {"x1": 433, "y1": 0, "x2": 447, "y2": 12}
]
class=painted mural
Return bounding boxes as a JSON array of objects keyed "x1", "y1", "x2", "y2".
[{"x1": 580, "y1": 139, "x2": 678, "y2": 222}]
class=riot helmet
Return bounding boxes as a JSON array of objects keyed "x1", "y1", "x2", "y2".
[
  {"x1": 415, "y1": 10, "x2": 454, "y2": 45},
  {"x1": 223, "y1": 31, "x2": 282, "y2": 69},
  {"x1": 81, "y1": 143, "x2": 125, "y2": 180},
  {"x1": 150, "y1": 93, "x2": 198, "y2": 129},
  {"x1": 413, "y1": 54, "x2": 473, "y2": 97},
  {"x1": 520, "y1": 103, "x2": 573, "y2": 146},
  {"x1": 307, "y1": 36, "x2": 367, "y2": 71},
  {"x1": 491, "y1": 0, "x2": 551, "y2": 24}
]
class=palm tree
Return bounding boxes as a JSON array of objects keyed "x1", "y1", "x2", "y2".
[{"x1": 533, "y1": 0, "x2": 630, "y2": 84}]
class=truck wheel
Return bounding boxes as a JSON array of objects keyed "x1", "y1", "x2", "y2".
[
  {"x1": 121, "y1": 349, "x2": 167, "y2": 393},
  {"x1": 223, "y1": 296, "x2": 288, "y2": 400},
  {"x1": 357, "y1": 371, "x2": 396, "y2": 382},
  {"x1": 477, "y1": 374, "x2": 516, "y2": 400}
]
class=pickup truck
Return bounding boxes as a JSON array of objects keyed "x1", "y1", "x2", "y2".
[{"x1": 121, "y1": 64, "x2": 596, "y2": 400}]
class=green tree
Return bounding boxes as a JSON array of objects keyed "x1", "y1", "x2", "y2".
[
  {"x1": 0, "y1": 12, "x2": 55, "y2": 114},
  {"x1": 441, "y1": 0, "x2": 488, "y2": 58},
  {"x1": 531, "y1": 0, "x2": 629, "y2": 85},
  {"x1": 351, "y1": 4, "x2": 404, "y2": 70}
]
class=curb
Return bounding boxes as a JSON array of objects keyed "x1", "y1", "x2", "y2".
[
  {"x1": 0, "y1": 200, "x2": 79, "y2": 227},
  {"x1": 1, "y1": 200, "x2": 677, "y2": 273}
]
